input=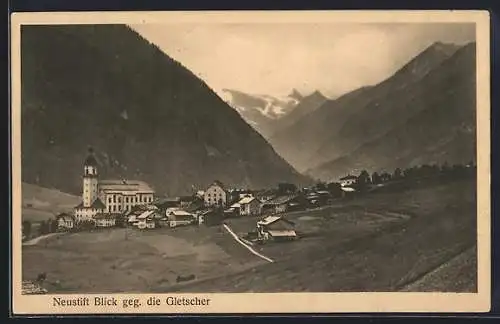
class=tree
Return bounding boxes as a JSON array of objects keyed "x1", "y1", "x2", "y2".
[
  {"x1": 358, "y1": 170, "x2": 371, "y2": 185},
  {"x1": 380, "y1": 172, "x2": 392, "y2": 183},
  {"x1": 22, "y1": 220, "x2": 32, "y2": 238},
  {"x1": 47, "y1": 218, "x2": 58, "y2": 233},
  {"x1": 393, "y1": 167, "x2": 402, "y2": 179},
  {"x1": 38, "y1": 220, "x2": 49, "y2": 235},
  {"x1": 77, "y1": 220, "x2": 96, "y2": 231},
  {"x1": 326, "y1": 182, "x2": 342, "y2": 198},
  {"x1": 441, "y1": 161, "x2": 450, "y2": 173},
  {"x1": 356, "y1": 170, "x2": 371, "y2": 191},
  {"x1": 371, "y1": 172, "x2": 381, "y2": 185},
  {"x1": 315, "y1": 182, "x2": 327, "y2": 191},
  {"x1": 278, "y1": 183, "x2": 297, "y2": 195},
  {"x1": 115, "y1": 214, "x2": 127, "y2": 228}
]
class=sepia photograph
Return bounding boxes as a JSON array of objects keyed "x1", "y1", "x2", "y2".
[{"x1": 10, "y1": 11, "x2": 490, "y2": 314}]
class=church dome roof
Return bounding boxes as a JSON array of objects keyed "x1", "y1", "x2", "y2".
[{"x1": 84, "y1": 148, "x2": 98, "y2": 167}]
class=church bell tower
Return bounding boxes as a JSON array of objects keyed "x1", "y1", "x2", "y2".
[{"x1": 82, "y1": 147, "x2": 99, "y2": 207}]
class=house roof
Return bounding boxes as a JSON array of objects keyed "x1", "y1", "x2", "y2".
[
  {"x1": 57, "y1": 213, "x2": 74, "y2": 221},
  {"x1": 197, "y1": 208, "x2": 216, "y2": 215},
  {"x1": 91, "y1": 198, "x2": 106, "y2": 209},
  {"x1": 74, "y1": 198, "x2": 106, "y2": 210},
  {"x1": 137, "y1": 210, "x2": 155, "y2": 220},
  {"x1": 99, "y1": 179, "x2": 154, "y2": 193},
  {"x1": 262, "y1": 194, "x2": 298, "y2": 206},
  {"x1": 230, "y1": 203, "x2": 241, "y2": 209},
  {"x1": 238, "y1": 196, "x2": 256, "y2": 205},
  {"x1": 340, "y1": 175, "x2": 358, "y2": 180},
  {"x1": 341, "y1": 187, "x2": 356, "y2": 192},
  {"x1": 267, "y1": 229, "x2": 297, "y2": 237},
  {"x1": 170, "y1": 210, "x2": 194, "y2": 217},
  {"x1": 208, "y1": 180, "x2": 225, "y2": 191},
  {"x1": 257, "y1": 215, "x2": 295, "y2": 226}
]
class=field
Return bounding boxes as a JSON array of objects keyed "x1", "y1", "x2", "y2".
[
  {"x1": 22, "y1": 226, "x2": 266, "y2": 293},
  {"x1": 22, "y1": 182, "x2": 81, "y2": 222},
  {"x1": 22, "y1": 178, "x2": 477, "y2": 293},
  {"x1": 167, "y1": 177, "x2": 477, "y2": 293}
]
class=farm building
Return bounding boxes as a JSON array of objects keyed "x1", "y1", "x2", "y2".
[
  {"x1": 256, "y1": 216, "x2": 297, "y2": 241},
  {"x1": 22, "y1": 281, "x2": 48, "y2": 295},
  {"x1": 134, "y1": 210, "x2": 157, "y2": 229},
  {"x1": 261, "y1": 194, "x2": 306, "y2": 214},
  {"x1": 56, "y1": 213, "x2": 75, "y2": 231},
  {"x1": 237, "y1": 196, "x2": 261, "y2": 216},
  {"x1": 255, "y1": 189, "x2": 277, "y2": 203},
  {"x1": 164, "y1": 208, "x2": 196, "y2": 227},
  {"x1": 306, "y1": 190, "x2": 331, "y2": 207}
]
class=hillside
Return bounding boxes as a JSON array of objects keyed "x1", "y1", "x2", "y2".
[
  {"x1": 272, "y1": 90, "x2": 327, "y2": 135},
  {"x1": 20, "y1": 25, "x2": 308, "y2": 196},
  {"x1": 22, "y1": 183, "x2": 80, "y2": 222},
  {"x1": 269, "y1": 42, "x2": 467, "y2": 173},
  {"x1": 165, "y1": 178, "x2": 477, "y2": 293},
  {"x1": 309, "y1": 42, "x2": 476, "y2": 180}
]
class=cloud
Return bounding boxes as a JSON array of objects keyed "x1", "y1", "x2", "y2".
[{"x1": 131, "y1": 22, "x2": 475, "y2": 98}]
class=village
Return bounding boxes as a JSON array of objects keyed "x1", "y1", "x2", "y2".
[
  {"x1": 46, "y1": 149, "x2": 361, "y2": 244},
  {"x1": 22, "y1": 148, "x2": 476, "y2": 247}
]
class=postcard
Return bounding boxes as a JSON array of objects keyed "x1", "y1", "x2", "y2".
[{"x1": 10, "y1": 10, "x2": 491, "y2": 314}]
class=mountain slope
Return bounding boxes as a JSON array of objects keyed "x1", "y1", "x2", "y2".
[
  {"x1": 21, "y1": 25, "x2": 308, "y2": 196},
  {"x1": 272, "y1": 90, "x2": 327, "y2": 135},
  {"x1": 309, "y1": 42, "x2": 476, "y2": 180},
  {"x1": 270, "y1": 42, "x2": 463, "y2": 172}
]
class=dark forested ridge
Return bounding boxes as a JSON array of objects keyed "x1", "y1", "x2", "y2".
[
  {"x1": 309, "y1": 43, "x2": 476, "y2": 180},
  {"x1": 21, "y1": 25, "x2": 308, "y2": 196}
]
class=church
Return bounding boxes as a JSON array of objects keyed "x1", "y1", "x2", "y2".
[{"x1": 73, "y1": 149, "x2": 155, "y2": 222}]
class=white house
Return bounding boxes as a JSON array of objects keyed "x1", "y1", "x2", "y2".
[
  {"x1": 237, "y1": 196, "x2": 260, "y2": 216},
  {"x1": 339, "y1": 174, "x2": 358, "y2": 187},
  {"x1": 73, "y1": 148, "x2": 155, "y2": 222},
  {"x1": 56, "y1": 213, "x2": 75, "y2": 231},
  {"x1": 165, "y1": 208, "x2": 195, "y2": 227},
  {"x1": 256, "y1": 216, "x2": 297, "y2": 241},
  {"x1": 204, "y1": 181, "x2": 227, "y2": 207},
  {"x1": 134, "y1": 210, "x2": 156, "y2": 229}
]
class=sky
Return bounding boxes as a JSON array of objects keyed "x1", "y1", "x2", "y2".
[{"x1": 131, "y1": 22, "x2": 475, "y2": 99}]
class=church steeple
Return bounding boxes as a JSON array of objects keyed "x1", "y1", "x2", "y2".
[
  {"x1": 82, "y1": 147, "x2": 99, "y2": 207},
  {"x1": 84, "y1": 147, "x2": 98, "y2": 177}
]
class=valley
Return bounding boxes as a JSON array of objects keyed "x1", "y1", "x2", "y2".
[{"x1": 22, "y1": 177, "x2": 476, "y2": 293}]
